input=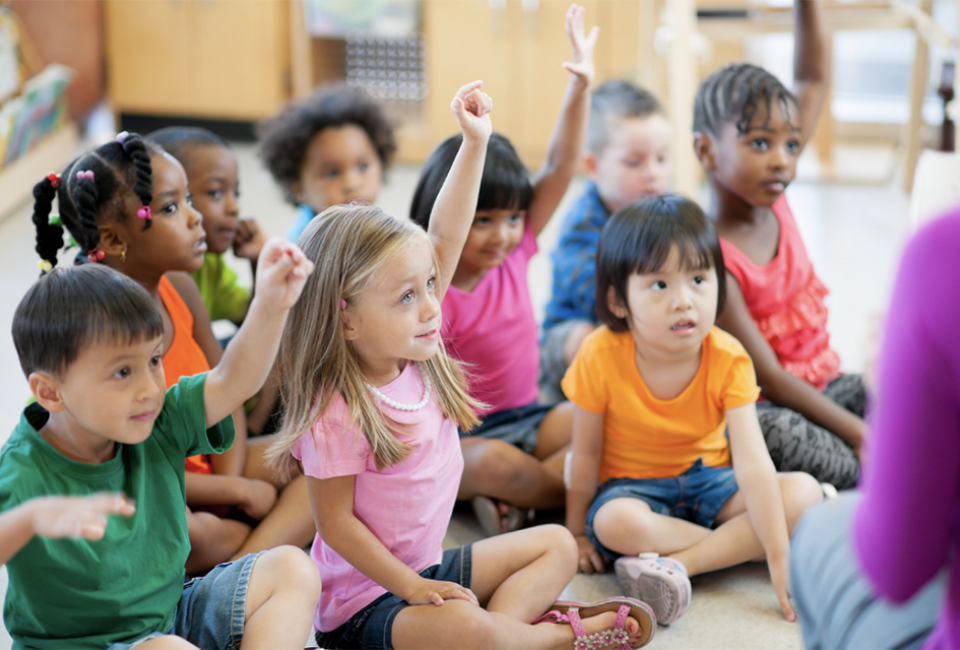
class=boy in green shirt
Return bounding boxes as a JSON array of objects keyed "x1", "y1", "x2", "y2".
[{"x1": 2, "y1": 240, "x2": 319, "y2": 649}]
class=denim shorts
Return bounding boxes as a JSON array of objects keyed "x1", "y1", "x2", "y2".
[
  {"x1": 315, "y1": 545, "x2": 473, "y2": 650},
  {"x1": 460, "y1": 402, "x2": 556, "y2": 454},
  {"x1": 585, "y1": 459, "x2": 739, "y2": 561},
  {"x1": 107, "y1": 552, "x2": 262, "y2": 650}
]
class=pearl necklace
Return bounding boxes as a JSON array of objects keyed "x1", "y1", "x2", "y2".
[{"x1": 366, "y1": 368, "x2": 432, "y2": 411}]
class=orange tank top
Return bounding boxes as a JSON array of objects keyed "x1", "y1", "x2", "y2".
[{"x1": 159, "y1": 275, "x2": 214, "y2": 474}]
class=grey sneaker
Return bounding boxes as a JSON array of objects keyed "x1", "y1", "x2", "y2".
[{"x1": 614, "y1": 553, "x2": 692, "y2": 625}]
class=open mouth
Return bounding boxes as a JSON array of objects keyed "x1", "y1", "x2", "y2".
[
  {"x1": 194, "y1": 236, "x2": 208, "y2": 252},
  {"x1": 416, "y1": 329, "x2": 439, "y2": 341},
  {"x1": 671, "y1": 320, "x2": 696, "y2": 333}
]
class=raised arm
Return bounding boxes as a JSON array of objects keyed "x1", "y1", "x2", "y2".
[
  {"x1": 429, "y1": 81, "x2": 493, "y2": 301},
  {"x1": 726, "y1": 402, "x2": 793, "y2": 621},
  {"x1": 527, "y1": 4, "x2": 598, "y2": 236},
  {"x1": 566, "y1": 405, "x2": 607, "y2": 574},
  {"x1": 716, "y1": 275, "x2": 864, "y2": 453},
  {"x1": 793, "y1": 0, "x2": 829, "y2": 149},
  {"x1": 204, "y1": 239, "x2": 313, "y2": 427}
]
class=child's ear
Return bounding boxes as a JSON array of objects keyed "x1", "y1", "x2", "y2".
[
  {"x1": 97, "y1": 224, "x2": 127, "y2": 258},
  {"x1": 606, "y1": 286, "x2": 628, "y2": 319},
  {"x1": 583, "y1": 151, "x2": 599, "y2": 181},
  {"x1": 693, "y1": 132, "x2": 717, "y2": 172},
  {"x1": 29, "y1": 372, "x2": 65, "y2": 413},
  {"x1": 342, "y1": 312, "x2": 359, "y2": 341}
]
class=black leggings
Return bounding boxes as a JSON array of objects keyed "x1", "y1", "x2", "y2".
[{"x1": 757, "y1": 373, "x2": 863, "y2": 490}]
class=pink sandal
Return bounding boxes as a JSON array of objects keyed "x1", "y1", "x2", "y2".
[{"x1": 532, "y1": 598, "x2": 656, "y2": 650}]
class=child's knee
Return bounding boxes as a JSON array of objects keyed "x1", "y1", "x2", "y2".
[
  {"x1": 780, "y1": 472, "x2": 823, "y2": 527},
  {"x1": 468, "y1": 442, "x2": 529, "y2": 488},
  {"x1": 254, "y1": 546, "x2": 321, "y2": 598},
  {"x1": 537, "y1": 523, "x2": 578, "y2": 563}
]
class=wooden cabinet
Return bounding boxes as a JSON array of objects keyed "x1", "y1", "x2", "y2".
[
  {"x1": 418, "y1": 0, "x2": 674, "y2": 168},
  {"x1": 105, "y1": 0, "x2": 290, "y2": 121}
]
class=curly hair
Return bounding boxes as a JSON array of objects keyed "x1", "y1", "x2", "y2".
[
  {"x1": 32, "y1": 133, "x2": 161, "y2": 274},
  {"x1": 694, "y1": 63, "x2": 799, "y2": 138},
  {"x1": 256, "y1": 83, "x2": 396, "y2": 206}
]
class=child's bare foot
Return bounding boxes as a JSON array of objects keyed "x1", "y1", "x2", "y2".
[{"x1": 533, "y1": 598, "x2": 656, "y2": 649}]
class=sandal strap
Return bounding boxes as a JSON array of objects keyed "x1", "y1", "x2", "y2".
[{"x1": 532, "y1": 609, "x2": 568, "y2": 626}]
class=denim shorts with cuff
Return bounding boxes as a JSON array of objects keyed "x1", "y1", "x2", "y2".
[
  {"x1": 585, "y1": 458, "x2": 739, "y2": 561},
  {"x1": 107, "y1": 551, "x2": 263, "y2": 650},
  {"x1": 460, "y1": 403, "x2": 556, "y2": 454},
  {"x1": 316, "y1": 545, "x2": 473, "y2": 650}
]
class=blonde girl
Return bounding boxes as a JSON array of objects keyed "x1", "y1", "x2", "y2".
[{"x1": 266, "y1": 81, "x2": 654, "y2": 650}]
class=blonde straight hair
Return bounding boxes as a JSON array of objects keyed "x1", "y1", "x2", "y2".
[{"x1": 265, "y1": 205, "x2": 482, "y2": 474}]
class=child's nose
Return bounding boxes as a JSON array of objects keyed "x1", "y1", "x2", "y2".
[
  {"x1": 188, "y1": 204, "x2": 203, "y2": 227},
  {"x1": 224, "y1": 192, "x2": 240, "y2": 216},
  {"x1": 421, "y1": 292, "x2": 440, "y2": 322}
]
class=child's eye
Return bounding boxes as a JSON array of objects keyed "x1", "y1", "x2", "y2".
[
  {"x1": 401, "y1": 291, "x2": 414, "y2": 304},
  {"x1": 426, "y1": 276, "x2": 436, "y2": 290},
  {"x1": 692, "y1": 275, "x2": 705, "y2": 285},
  {"x1": 750, "y1": 138, "x2": 769, "y2": 151},
  {"x1": 114, "y1": 367, "x2": 131, "y2": 379},
  {"x1": 786, "y1": 140, "x2": 801, "y2": 154},
  {"x1": 322, "y1": 169, "x2": 339, "y2": 180},
  {"x1": 150, "y1": 355, "x2": 162, "y2": 367},
  {"x1": 207, "y1": 189, "x2": 224, "y2": 200},
  {"x1": 508, "y1": 213, "x2": 523, "y2": 224},
  {"x1": 474, "y1": 216, "x2": 491, "y2": 226},
  {"x1": 651, "y1": 280, "x2": 667, "y2": 290},
  {"x1": 161, "y1": 202, "x2": 178, "y2": 216},
  {"x1": 185, "y1": 193, "x2": 195, "y2": 207},
  {"x1": 358, "y1": 163, "x2": 369, "y2": 172}
]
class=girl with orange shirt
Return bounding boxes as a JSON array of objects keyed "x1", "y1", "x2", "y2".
[{"x1": 563, "y1": 195, "x2": 822, "y2": 626}]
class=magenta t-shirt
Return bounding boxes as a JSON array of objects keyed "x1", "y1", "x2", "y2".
[
  {"x1": 442, "y1": 224, "x2": 540, "y2": 414},
  {"x1": 291, "y1": 362, "x2": 464, "y2": 632}
]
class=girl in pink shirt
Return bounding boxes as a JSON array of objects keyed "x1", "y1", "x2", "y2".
[
  {"x1": 409, "y1": 6, "x2": 597, "y2": 537},
  {"x1": 265, "y1": 78, "x2": 654, "y2": 650},
  {"x1": 692, "y1": 0, "x2": 863, "y2": 490}
]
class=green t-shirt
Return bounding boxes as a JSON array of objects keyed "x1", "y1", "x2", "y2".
[
  {"x1": 190, "y1": 252, "x2": 251, "y2": 324},
  {"x1": 0, "y1": 373, "x2": 235, "y2": 649}
]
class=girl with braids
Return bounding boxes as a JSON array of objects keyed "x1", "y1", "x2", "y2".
[
  {"x1": 692, "y1": 0, "x2": 863, "y2": 490},
  {"x1": 265, "y1": 81, "x2": 655, "y2": 650},
  {"x1": 30, "y1": 133, "x2": 315, "y2": 574}
]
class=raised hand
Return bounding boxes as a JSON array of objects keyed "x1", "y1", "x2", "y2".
[
  {"x1": 253, "y1": 238, "x2": 314, "y2": 311},
  {"x1": 32, "y1": 493, "x2": 136, "y2": 541},
  {"x1": 233, "y1": 218, "x2": 267, "y2": 261},
  {"x1": 450, "y1": 80, "x2": 493, "y2": 144},
  {"x1": 405, "y1": 577, "x2": 479, "y2": 607},
  {"x1": 562, "y1": 4, "x2": 598, "y2": 86}
]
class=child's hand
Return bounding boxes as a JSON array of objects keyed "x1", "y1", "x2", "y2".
[
  {"x1": 450, "y1": 80, "x2": 493, "y2": 144},
  {"x1": 239, "y1": 478, "x2": 278, "y2": 520},
  {"x1": 768, "y1": 554, "x2": 795, "y2": 622},
  {"x1": 253, "y1": 238, "x2": 315, "y2": 311},
  {"x1": 561, "y1": 4, "x2": 599, "y2": 87},
  {"x1": 405, "y1": 578, "x2": 478, "y2": 607},
  {"x1": 575, "y1": 534, "x2": 606, "y2": 574},
  {"x1": 233, "y1": 218, "x2": 267, "y2": 261},
  {"x1": 31, "y1": 493, "x2": 136, "y2": 541}
]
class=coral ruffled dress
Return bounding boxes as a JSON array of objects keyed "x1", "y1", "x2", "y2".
[{"x1": 719, "y1": 196, "x2": 840, "y2": 391}]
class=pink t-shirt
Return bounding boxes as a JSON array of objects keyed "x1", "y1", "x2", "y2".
[
  {"x1": 291, "y1": 362, "x2": 464, "y2": 632},
  {"x1": 719, "y1": 195, "x2": 840, "y2": 391},
  {"x1": 442, "y1": 224, "x2": 540, "y2": 414}
]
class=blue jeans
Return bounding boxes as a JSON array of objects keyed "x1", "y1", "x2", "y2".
[
  {"x1": 108, "y1": 552, "x2": 262, "y2": 650},
  {"x1": 585, "y1": 459, "x2": 740, "y2": 560},
  {"x1": 316, "y1": 546, "x2": 473, "y2": 650}
]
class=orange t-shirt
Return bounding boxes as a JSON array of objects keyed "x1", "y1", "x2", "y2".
[
  {"x1": 158, "y1": 275, "x2": 214, "y2": 474},
  {"x1": 562, "y1": 326, "x2": 760, "y2": 482}
]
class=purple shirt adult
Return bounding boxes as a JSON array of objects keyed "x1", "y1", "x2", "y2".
[{"x1": 854, "y1": 207, "x2": 960, "y2": 649}]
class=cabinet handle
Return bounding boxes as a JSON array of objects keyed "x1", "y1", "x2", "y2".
[{"x1": 523, "y1": 0, "x2": 539, "y2": 36}]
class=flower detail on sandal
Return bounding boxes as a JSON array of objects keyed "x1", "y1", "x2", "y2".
[{"x1": 533, "y1": 598, "x2": 656, "y2": 650}]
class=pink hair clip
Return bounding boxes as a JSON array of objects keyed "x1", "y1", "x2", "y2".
[
  {"x1": 137, "y1": 206, "x2": 152, "y2": 220},
  {"x1": 76, "y1": 170, "x2": 95, "y2": 182},
  {"x1": 116, "y1": 131, "x2": 129, "y2": 144},
  {"x1": 87, "y1": 249, "x2": 105, "y2": 263},
  {"x1": 340, "y1": 299, "x2": 347, "y2": 310},
  {"x1": 46, "y1": 172, "x2": 60, "y2": 189}
]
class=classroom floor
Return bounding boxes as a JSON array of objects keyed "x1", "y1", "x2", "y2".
[{"x1": 0, "y1": 139, "x2": 913, "y2": 649}]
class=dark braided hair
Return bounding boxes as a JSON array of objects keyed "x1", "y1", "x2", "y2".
[
  {"x1": 693, "y1": 63, "x2": 799, "y2": 138},
  {"x1": 31, "y1": 132, "x2": 160, "y2": 275},
  {"x1": 256, "y1": 82, "x2": 396, "y2": 206}
]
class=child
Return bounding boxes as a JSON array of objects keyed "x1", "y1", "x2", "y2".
[
  {"x1": 30, "y1": 132, "x2": 314, "y2": 573},
  {"x1": 2, "y1": 251, "x2": 321, "y2": 648},
  {"x1": 265, "y1": 80, "x2": 655, "y2": 650},
  {"x1": 257, "y1": 82, "x2": 396, "y2": 243},
  {"x1": 790, "y1": 207, "x2": 960, "y2": 649},
  {"x1": 0, "y1": 492, "x2": 135, "y2": 565},
  {"x1": 692, "y1": 0, "x2": 862, "y2": 490},
  {"x1": 409, "y1": 4, "x2": 597, "y2": 536},
  {"x1": 564, "y1": 195, "x2": 822, "y2": 625},
  {"x1": 541, "y1": 79, "x2": 671, "y2": 402},
  {"x1": 147, "y1": 126, "x2": 267, "y2": 325}
]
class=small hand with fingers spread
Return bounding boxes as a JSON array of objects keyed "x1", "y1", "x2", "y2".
[
  {"x1": 450, "y1": 80, "x2": 493, "y2": 144},
  {"x1": 575, "y1": 534, "x2": 606, "y2": 574},
  {"x1": 32, "y1": 493, "x2": 136, "y2": 541},
  {"x1": 405, "y1": 578, "x2": 479, "y2": 607},
  {"x1": 562, "y1": 4, "x2": 599, "y2": 86},
  {"x1": 254, "y1": 238, "x2": 314, "y2": 311},
  {"x1": 768, "y1": 554, "x2": 795, "y2": 621}
]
